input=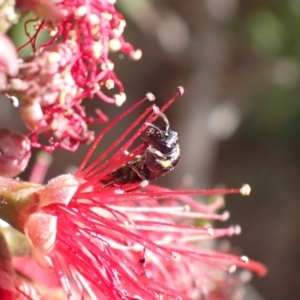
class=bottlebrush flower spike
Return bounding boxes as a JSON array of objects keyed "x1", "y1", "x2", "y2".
[
  {"x1": 4, "y1": 43, "x2": 100, "y2": 151},
  {"x1": 11, "y1": 0, "x2": 140, "y2": 151},
  {"x1": 18, "y1": 0, "x2": 142, "y2": 102},
  {"x1": 0, "y1": 88, "x2": 266, "y2": 299}
]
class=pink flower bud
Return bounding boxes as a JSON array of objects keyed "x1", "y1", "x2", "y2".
[
  {"x1": 0, "y1": 128, "x2": 31, "y2": 177},
  {"x1": 23, "y1": 175, "x2": 79, "y2": 267},
  {"x1": 0, "y1": 174, "x2": 78, "y2": 269}
]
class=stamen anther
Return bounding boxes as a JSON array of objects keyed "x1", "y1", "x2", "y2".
[
  {"x1": 240, "y1": 184, "x2": 251, "y2": 196},
  {"x1": 146, "y1": 92, "x2": 155, "y2": 101}
]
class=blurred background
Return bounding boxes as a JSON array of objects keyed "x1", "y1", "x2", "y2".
[{"x1": 3, "y1": 0, "x2": 300, "y2": 299}]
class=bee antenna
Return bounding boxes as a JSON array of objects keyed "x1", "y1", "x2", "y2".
[
  {"x1": 158, "y1": 112, "x2": 170, "y2": 131},
  {"x1": 152, "y1": 105, "x2": 170, "y2": 130}
]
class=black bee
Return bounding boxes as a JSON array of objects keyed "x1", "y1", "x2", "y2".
[{"x1": 107, "y1": 112, "x2": 180, "y2": 185}]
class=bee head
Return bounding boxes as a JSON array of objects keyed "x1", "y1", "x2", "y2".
[{"x1": 145, "y1": 125, "x2": 179, "y2": 154}]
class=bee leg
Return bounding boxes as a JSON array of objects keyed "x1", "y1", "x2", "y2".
[
  {"x1": 101, "y1": 180, "x2": 121, "y2": 188},
  {"x1": 157, "y1": 112, "x2": 170, "y2": 131},
  {"x1": 128, "y1": 164, "x2": 148, "y2": 181}
]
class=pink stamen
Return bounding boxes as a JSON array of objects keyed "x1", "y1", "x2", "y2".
[{"x1": 77, "y1": 96, "x2": 149, "y2": 175}]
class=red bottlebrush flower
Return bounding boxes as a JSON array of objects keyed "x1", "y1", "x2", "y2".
[
  {"x1": 4, "y1": 43, "x2": 101, "y2": 151},
  {"x1": 10, "y1": 0, "x2": 140, "y2": 151},
  {"x1": 17, "y1": 0, "x2": 141, "y2": 101},
  {"x1": 0, "y1": 88, "x2": 266, "y2": 299},
  {"x1": 0, "y1": 128, "x2": 31, "y2": 177}
]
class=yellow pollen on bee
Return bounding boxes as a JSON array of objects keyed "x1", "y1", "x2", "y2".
[{"x1": 160, "y1": 160, "x2": 172, "y2": 168}]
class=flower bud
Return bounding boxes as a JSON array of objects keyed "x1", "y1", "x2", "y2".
[{"x1": 0, "y1": 128, "x2": 31, "y2": 177}]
